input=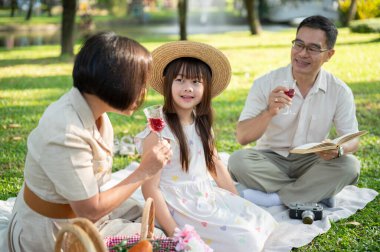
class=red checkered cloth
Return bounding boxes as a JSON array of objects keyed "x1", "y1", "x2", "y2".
[{"x1": 104, "y1": 235, "x2": 178, "y2": 252}]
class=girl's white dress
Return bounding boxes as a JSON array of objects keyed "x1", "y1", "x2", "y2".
[{"x1": 135, "y1": 122, "x2": 277, "y2": 251}]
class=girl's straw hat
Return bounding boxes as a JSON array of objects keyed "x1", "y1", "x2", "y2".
[{"x1": 149, "y1": 41, "x2": 231, "y2": 98}]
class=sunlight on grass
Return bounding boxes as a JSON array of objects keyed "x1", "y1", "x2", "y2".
[
  {"x1": 328, "y1": 44, "x2": 380, "y2": 83},
  {"x1": 0, "y1": 64, "x2": 72, "y2": 78},
  {"x1": 0, "y1": 45, "x2": 61, "y2": 59},
  {"x1": 1, "y1": 64, "x2": 72, "y2": 77},
  {"x1": 1, "y1": 89, "x2": 66, "y2": 104}
]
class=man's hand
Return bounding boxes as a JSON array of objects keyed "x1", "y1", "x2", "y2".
[
  {"x1": 267, "y1": 86, "x2": 292, "y2": 116},
  {"x1": 316, "y1": 149, "x2": 339, "y2": 160},
  {"x1": 316, "y1": 140, "x2": 339, "y2": 160}
]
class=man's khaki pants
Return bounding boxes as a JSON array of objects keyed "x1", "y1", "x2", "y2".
[{"x1": 228, "y1": 149, "x2": 360, "y2": 206}]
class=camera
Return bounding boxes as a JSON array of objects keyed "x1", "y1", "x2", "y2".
[{"x1": 288, "y1": 202, "x2": 323, "y2": 224}]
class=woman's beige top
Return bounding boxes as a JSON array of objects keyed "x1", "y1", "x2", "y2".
[{"x1": 8, "y1": 87, "x2": 114, "y2": 251}]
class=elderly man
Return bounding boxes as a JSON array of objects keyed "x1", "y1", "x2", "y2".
[{"x1": 228, "y1": 15, "x2": 361, "y2": 208}]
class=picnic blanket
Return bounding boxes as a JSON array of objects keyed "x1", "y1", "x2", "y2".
[{"x1": 0, "y1": 154, "x2": 378, "y2": 251}]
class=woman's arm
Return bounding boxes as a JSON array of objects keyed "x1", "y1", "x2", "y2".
[
  {"x1": 210, "y1": 149, "x2": 238, "y2": 195},
  {"x1": 70, "y1": 137, "x2": 172, "y2": 222}
]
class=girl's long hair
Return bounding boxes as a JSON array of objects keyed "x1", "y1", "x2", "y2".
[{"x1": 162, "y1": 57, "x2": 216, "y2": 175}]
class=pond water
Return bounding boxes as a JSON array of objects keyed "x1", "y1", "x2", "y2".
[
  {"x1": 0, "y1": 30, "x2": 61, "y2": 49},
  {"x1": 0, "y1": 24, "x2": 290, "y2": 50},
  {"x1": 0, "y1": 24, "x2": 228, "y2": 49},
  {"x1": 0, "y1": 32, "x2": 60, "y2": 49}
]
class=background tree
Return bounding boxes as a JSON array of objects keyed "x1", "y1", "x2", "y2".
[
  {"x1": 244, "y1": 0, "x2": 261, "y2": 35},
  {"x1": 128, "y1": 0, "x2": 145, "y2": 23},
  {"x1": 343, "y1": 0, "x2": 357, "y2": 26},
  {"x1": 43, "y1": 0, "x2": 53, "y2": 17},
  {"x1": 10, "y1": 0, "x2": 18, "y2": 17},
  {"x1": 25, "y1": 0, "x2": 35, "y2": 20},
  {"x1": 178, "y1": 0, "x2": 187, "y2": 40},
  {"x1": 61, "y1": 0, "x2": 77, "y2": 56}
]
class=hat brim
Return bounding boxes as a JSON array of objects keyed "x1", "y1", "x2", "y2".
[{"x1": 148, "y1": 41, "x2": 231, "y2": 98}]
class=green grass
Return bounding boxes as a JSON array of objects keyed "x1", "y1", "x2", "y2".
[{"x1": 0, "y1": 28, "x2": 379, "y2": 251}]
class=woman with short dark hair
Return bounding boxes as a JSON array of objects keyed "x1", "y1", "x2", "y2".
[{"x1": 7, "y1": 32, "x2": 172, "y2": 252}]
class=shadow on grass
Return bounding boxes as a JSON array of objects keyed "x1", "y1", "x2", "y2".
[
  {"x1": 0, "y1": 55, "x2": 74, "y2": 68},
  {"x1": 337, "y1": 36, "x2": 380, "y2": 46},
  {"x1": 350, "y1": 80, "x2": 380, "y2": 93},
  {"x1": 0, "y1": 75, "x2": 72, "y2": 90},
  {"x1": 339, "y1": 80, "x2": 380, "y2": 136},
  {"x1": 1, "y1": 35, "x2": 377, "y2": 69},
  {"x1": 208, "y1": 36, "x2": 380, "y2": 52}
]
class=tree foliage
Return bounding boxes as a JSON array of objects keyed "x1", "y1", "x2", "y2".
[{"x1": 339, "y1": 0, "x2": 380, "y2": 26}]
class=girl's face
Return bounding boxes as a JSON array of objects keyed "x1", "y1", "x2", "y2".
[{"x1": 171, "y1": 71, "x2": 204, "y2": 112}]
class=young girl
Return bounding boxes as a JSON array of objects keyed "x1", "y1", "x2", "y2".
[{"x1": 135, "y1": 41, "x2": 277, "y2": 251}]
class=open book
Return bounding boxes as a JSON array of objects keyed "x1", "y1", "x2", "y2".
[{"x1": 290, "y1": 130, "x2": 368, "y2": 154}]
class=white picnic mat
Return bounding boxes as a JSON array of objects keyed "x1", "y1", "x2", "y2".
[
  {"x1": 0, "y1": 197, "x2": 15, "y2": 250},
  {"x1": 0, "y1": 154, "x2": 378, "y2": 251},
  {"x1": 262, "y1": 185, "x2": 378, "y2": 251},
  {"x1": 101, "y1": 157, "x2": 379, "y2": 251}
]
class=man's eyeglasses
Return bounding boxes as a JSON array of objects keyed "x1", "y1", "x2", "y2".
[{"x1": 291, "y1": 40, "x2": 330, "y2": 55}]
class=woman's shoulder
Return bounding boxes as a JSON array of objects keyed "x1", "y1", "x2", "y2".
[{"x1": 32, "y1": 93, "x2": 97, "y2": 148}]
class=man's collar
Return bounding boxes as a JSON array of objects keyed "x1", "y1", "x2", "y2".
[
  {"x1": 312, "y1": 69, "x2": 327, "y2": 94},
  {"x1": 289, "y1": 65, "x2": 327, "y2": 94}
]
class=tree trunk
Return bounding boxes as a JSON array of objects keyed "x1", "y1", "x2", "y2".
[
  {"x1": 344, "y1": 0, "x2": 357, "y2": 26},
  {"x1": 178, "y1": 0, "x2": 187, "y2": 40},
  {"x1": 244, "y1": 0, "x2": 261, "y2": 35},
  {"x1": 61, "y1": 0, "x2": 77, "y2": 57},
  {"x1": 25, "y1": 0, "x2": 34, "y2": 20},
  {"x1": 44, "y1": 0, "x2": 53, "y2": 17},
  {"x1": 10, "y1": 0, "x2": 17, "y2": 17}
]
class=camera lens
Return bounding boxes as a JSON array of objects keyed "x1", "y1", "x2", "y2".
[{"x1": 302, "y1": 210, "x2": 315, "y2": 224}]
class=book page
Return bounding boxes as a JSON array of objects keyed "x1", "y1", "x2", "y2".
[
  {"x1": 290, "y1": 130, "x2": 368, "y2": 154},
  {"x1": 332, "y1": 131, "x2": 368, "y2": 145},
  {"x1": 292, "y1": 142, "x2": 336, "y2": 151}
]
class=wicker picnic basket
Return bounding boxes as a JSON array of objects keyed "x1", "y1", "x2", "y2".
[
  {"x1": 54, "y1": 197, "x2": 171, "y2": 252},
  {"x1": 54, "y1": 217, "x2": 107, "y2": 252}
]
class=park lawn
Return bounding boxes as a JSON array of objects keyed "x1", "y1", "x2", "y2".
[{"x1": 0, "y1": 28, "x2": 379, "y2": 251}]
